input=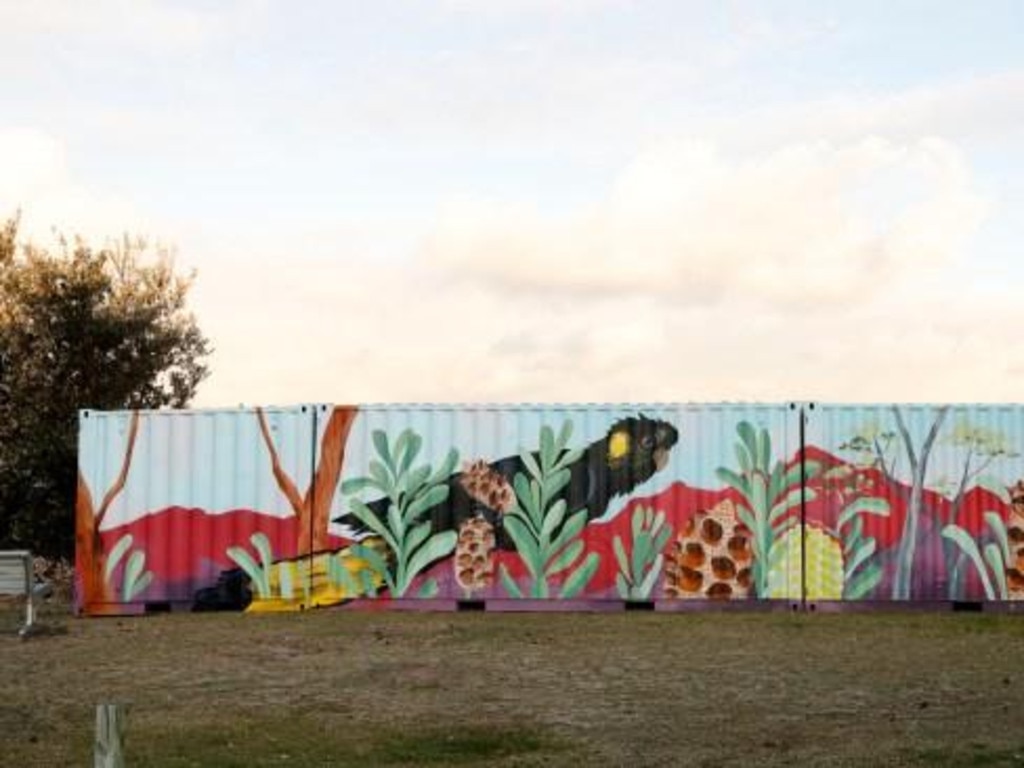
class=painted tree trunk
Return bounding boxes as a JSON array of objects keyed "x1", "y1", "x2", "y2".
[
  {"x1": 258, "y1": 406, "x2": 358, "y2": 556},
  {"x1": 892, "y1": 406, "x2": 948, "y2": 600},
  {"x1": 76, "y1": 412, "x2": 140, "y2": 610}
]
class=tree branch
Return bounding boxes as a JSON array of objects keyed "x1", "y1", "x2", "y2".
[
  {"x1": 892, "y1": 407, "x2": 918, "y2": 474},
  {"x1": 305, "y1": 406, "x2": 358, "y2": 516},
  {"x1": 95, "y1": 411, "x2": 140, "y2": 528},
  {"x1": 256, "y1": 407, "x2": 306, "y2": 517}
]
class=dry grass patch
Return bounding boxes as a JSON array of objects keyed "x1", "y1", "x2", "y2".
[{"x1": 2, "y1": 605, "x2": 1024, "y2": 766}]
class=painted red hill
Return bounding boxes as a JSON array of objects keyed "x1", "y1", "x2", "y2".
[{"x1": 98, "y1": 506, "x2": 352, "y2": 592}]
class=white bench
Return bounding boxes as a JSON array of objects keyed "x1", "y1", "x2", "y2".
[{"x1": 0, "y1": 550, "x2": 37, "y2": 637}]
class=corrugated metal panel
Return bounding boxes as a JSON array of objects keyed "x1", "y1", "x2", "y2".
[
  {"x1": 77, "y1": 402, "x2": 805, "y2": 614},
  {"x1": 806, "y1": 404, "x2": 1024, "y2": 602},
  {"x1": 325, "y1": 403, "x2": 802, "y2": 604},
  {"x1": 76, "y1": 406, "x2": 315, "y2": 612}
]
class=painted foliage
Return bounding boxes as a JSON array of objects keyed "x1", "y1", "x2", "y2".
[
  {"x1": 807, "y1": 405, "x2": 1024, "y2": 602},
  {"x1": 75, "y1": 402, "x2": 1024, "y2": 614}
]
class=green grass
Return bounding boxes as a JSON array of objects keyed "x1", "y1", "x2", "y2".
[{"x1": 3, "y1": 604, "x2": 1024, "y2": 766}]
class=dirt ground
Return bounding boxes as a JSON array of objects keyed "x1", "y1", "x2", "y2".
[{"x1": 2, "y1": 603, "x2": 1024, "y2": 766}]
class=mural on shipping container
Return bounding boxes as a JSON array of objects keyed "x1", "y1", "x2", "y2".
[
  {"x1": 75, "y1": 403, "x2": 1024, "y2": 615},
  {"x1": 806, "y1": 405, "x2": 1024, "y2": 603}
]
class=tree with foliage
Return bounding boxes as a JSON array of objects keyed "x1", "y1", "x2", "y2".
[
  {"x1": 840, "y1": 407, "x2": 948, "y2": 600},
  {"x1": 0, "y1": 213, "x2": 210, "y2": 559}
]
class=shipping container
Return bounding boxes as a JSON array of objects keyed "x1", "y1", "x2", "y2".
[
  {"x1": 804, "y1": 404, "x2": 1024, "y2": 606},
  {"x1": 76, "y1": 403, "x2": 804, "y2": 614}
]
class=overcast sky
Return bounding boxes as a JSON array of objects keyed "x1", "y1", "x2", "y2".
[{"x1": 2, "y1": 1, "x2": 1023, "y2": 407}]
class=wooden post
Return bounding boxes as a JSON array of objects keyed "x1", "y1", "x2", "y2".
[{"x1": 95, "y1": 703, "x2": 126, "y2": 768}]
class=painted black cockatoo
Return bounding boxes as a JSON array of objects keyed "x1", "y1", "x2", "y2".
[{"x1": 334, "y1": 414, "x2": 679, "y2": 550}]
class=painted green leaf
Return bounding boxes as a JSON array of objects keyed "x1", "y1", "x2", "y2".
[
  {"x1": 631, "y1": 507, "x2": 645, "y2": 541},
  {"x1": 127, "y1": 570, "x2": 153, "y2": 602},
  {"x1": 560, "y1": 552, "x2": 599, "y2": 599},
  {"x1": 402, "y1": 465, "x2": 432, "y2": 499},
  {"x1": 768, "y1": 488, "x2": 803, "y2": 524},
  {"x1": 751, "y1": 473, "x2": 769, "y2": 516},
  {"x1": 802, "y1": 460, "x2": 822, "y2": 481},
  {"x1": 513, "y1": 474, "x2": 536, "y2": 519},
  {"x1": 404, "y1": 521, "x2": 432, "y2": 560},
  {"x1": 757, "y1": 429, "x2": 771, "y2": 474},
  {"x1": 737, "y1": 422, "x2": 758, "y2": 467},
  {"x1": 499, "y1": 564, "x2": 522, "y2": 598},
  {"x1": 520, "y1": 450, "x2": 543, "y2": 482},
  {"x1": 503, "y1": 514, "x2": 538, "y2": 560},
  {"x1": 403, "y1": 531, "x2": 457, "y2": 592},
  {"x1": 359, "y1": 568, "x2": 378, "y2": 598},
  {"x1": 529, "y1": 480, "x2": 542, "y2": 527},
  {"x1": 401, "y1": 433, "x2": 423, "y2": 474},
  {"x1": 104, "y1": 534, "x2": 134, "y2": 583},
  {"x1": 844, "y1": 538, "x2": 876, "y2": 581},
  {"x1": 348, "y1": 499, "x2": 399, "y2": 553},
  {"x1": 637, "y1": 554, "x2": 663, "y2": 598},
  {"x1": 369, "y1": 460, "x2": 392, "y2": 493},
  {"x1": 985, "y1": 511, "x2": 1011, "y2": 562},
  {"x1": 226, "y1": 546, "x2": 269, "y2": 597},
  {"x1": 389, "y1": 434, "x2": 409, "y2": 475},
  {"x1": 836, "y1": 497, "x2": 891, "y2": 531},
  {"x1": 735, "y1": 444, "x2": 752, "y2": 475},
  {"x1": 340, "y1": 477, "x2": 382, "y2": 496},
  {"x1": 540, "y1": 499, "x2": 567, "y2": 542},
  {"x1": 553, "y1": 448, "x2": 583, "y2": 472},
  {"x1": 844, "y1": 561, "x2": 882, "y2": 600},
  {"x1": 942, "y1": 525, "x2": 995, "y2": 600},
  {"x1": 417, "y1": 578, "x2": 439, "y2": 599},
  {"x1": 556, "y1": 420, "x2": 574, "y2": 453},
  {"x1": 350, "y1": 544, "x2": 389, "y2": 582},
  {"x1": 331, "y1": 559, "x2": 362, "y2": 595},
  {"x1": 631, "y1": 533, "x2": 652, "y2": 580},
  {"x1": 983, "y1": 543, "x2": 1008, "y2": 600},
  {"x1": 540, "y1": 425, "x2": 556, "y2": 471},
  {"x1": 251, "y1": 532, "x2": 274, "y2": 573},
  {"x1": 387, "y1": 503, "x2": 405, "y2": 545},
  {"x1": 652, "y1": 525, "x2": 671, "y2": 556},
  {"x1": 736, "y1": 508, "x2": 759, "y2": 548},
  {"x1": 612, "y1": 536, "x2": 630, "y2": 576},
  {"x1": 372, "y1": 430, "x2": 394, "y2": 474},
  {"x1": 122, "y1": 550, "x2": 148, "y2": 602},
  {"x1": 543, "y1": 468, "x2": 572, "y2": 503},
  {"x1": 775, "y1": 515, "x2": 799, "y2": 537},
  {"x1": 278, "y1": 560, "x2": 294, "y2": 599},
  {"x1": 429, "y1": 449, "x2": 459, "y2": 486},
  {"x1": 405, "y1": 484, "x2": 449, "y2": 523},
  {"x1": 549, "y1": 509, "x2": 588, "y2": 558},
  {"x1": 615, "y1": 572, "x2": 631, "y2": 600},
  {"x1": 716, "y1": 467, "x2": 751, "y2": 497},
  {"x1": 651, "y1": 509, "x2": 666, "y2": 536},
  {"x1": 780, "y1": 464, "x2": 804, "y2": 494},
  {"x1": 547, "y1": 539, "x2": 584, "y2": 576},
  {"x1": 843, "y1": 516, "x2": 864, "y2": 556}
]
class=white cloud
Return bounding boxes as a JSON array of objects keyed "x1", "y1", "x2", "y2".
[
  {"x1": 0, "y1": 128, "x2": 151, "y2": 245},
  {"x1": 0, "y1": 0, "x2": 260, "y2": 51},
  {"x1": 422, "y1": 136, "x2": 988, "y2": 310}
]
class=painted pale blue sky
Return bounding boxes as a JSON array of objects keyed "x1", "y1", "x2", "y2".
[{"x1": 2, "y1": 1, "x2": 1023, "y2": 406}]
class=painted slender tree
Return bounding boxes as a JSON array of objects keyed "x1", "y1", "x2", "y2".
[
  {"x1": 935, "y1": 420, "x2": 1017, "y2": 597},
  {"x1": 256, "y1": 405, "x2": 358, "y2": 555},
  {"x1": 891, "y1": 406, "x2": 948, "y2": 600},
  {"x1": 75, "y1": 412, "x2": 140, "y2": 610}
]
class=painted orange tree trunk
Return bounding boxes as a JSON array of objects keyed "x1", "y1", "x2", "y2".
[
  {"x1": 257, "y1": 406, "x2": 358, "y2": 554},
  {"x1": 75, "y1": 411, "x2": 141, "y2": 609}
]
